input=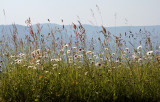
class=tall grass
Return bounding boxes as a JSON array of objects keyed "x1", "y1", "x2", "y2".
[{"x1": 0, "y1": 18, "x2": 160, "y2": 102}]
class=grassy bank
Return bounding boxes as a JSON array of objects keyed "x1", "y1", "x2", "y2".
[{"x1": 0, "y1": 20, "x2": 160, "y2": 101}]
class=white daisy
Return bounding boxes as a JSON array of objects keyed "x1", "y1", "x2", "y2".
[
  {"x1": 132, "y1": 53, "x2": 137, "y2": 59},
  {"x1": 137, "y1": 45, "x2": 142, "y2": 50},
  {"x1": 105, "y1": 48, "x2": 108, "y2": 50},
  {"x1": 72, "y1": 47, "x2": 77, "y2": 49},
  {"x1": 36, "y1": 60, "x2": 40, "y2": 63},
  {"x1": 146, "y1": 51, "x2": 153, "y2": 56},
  {"x1": 138, "y1": 58, "x2": 142, "y2": 63},
  {"x1": 64, "y1": 44, "x2": 68, "y2": 48},
  {"x1": 53, "y1": 64, "x2": 58, "y2": 67},
  {"x1": 125, "y1": 48, "x2": 129, "y2": 51},
  {"x1": 67, "y1": 50, "x2": 71, "y2": 54},
  {"x1": 86, "y1": 51, "x2": 92, "y2": 55},
  {"x1": 16, "y1": 59, "x2": 22, "y2": 64}
]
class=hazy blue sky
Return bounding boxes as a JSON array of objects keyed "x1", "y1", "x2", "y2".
[{"x1": 0, "y1": 0, "x2": 160, "y2": 26}]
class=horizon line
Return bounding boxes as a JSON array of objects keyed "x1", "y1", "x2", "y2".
[{"x1": 0, "y1": 23, "x2": 160, "y2": 28}]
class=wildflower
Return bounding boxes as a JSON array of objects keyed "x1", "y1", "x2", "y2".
[
  {"x1": 68, "y1": 56, "x2": 73, "y2": 58},
  {"x1": 95, "y1": 92, "x2": 99, "y2": 94},
  {"x1": 32, "y1": 49, "x2": 40, "y2": 57},
  {"x1": 100, "y1": 58, "x2": 103, "y2": 61},
  {"x1": 31, "y1": 51, "x2": 36, "y2": 57},
  {"x1": 72, "y1": 81, "x2": 78, "y2": 85},
  {"x1": 10, "y1": 55, "x2": 16, "y2": 58},
  {"x1": 112, "y1": 53, "x2": 115, "y2": 56},
  {"x1": 33, "y1": 66, "x2": 36, "y2": 69},
  {"x1": 43, "y1": 55, "x2": 48, "y2": 58},
  {"x1": 15, "y1": 59, "x2": 22, "y2": 64},
  {"x1": 137, "y1": 45, "x2": 142, "y2": 50},
  {"x1": 112, "y1": 67, "x2": 116, "y2": 69},
  {"x1": 138, "y1": 58, "x2": 142, "y2": 63},
  {"x1": 79, "y1": 47, "x2": 82, "y2": 51},
  {"x1": 123, "y1": 51, "x2": 127, "y2": 54},
  {"x1": 91, "y1": 61, "x2": 94, "y2": 64},
  {"x1": 22, "y1": 64, "x2": 27, "y2": 68},
  {"x1": 108, "y1": 70, "x2": 111, "y2": 72},
  {"x1": 39, "y1": 76, "x2": 43, "y2": 79},
  {"x1": 116, "y1": 60, "x2": 119, "y2": 63},
  {"x1": 86, "y1": 51, "x2": 92, "y2": 55},
  {"x1": 51, "y1": 58, "x2": 59, "y2": 62},
  {"x1": 64, "y1": 44, "x2": 68, "y2": 48},
  {"x1": 105, "y1": 48, "x2": 108, "y2": 50},
  {"x1": 45, "y1": 71, "x2": 49, "y2": 73},
  {"x1": 93, "y1": 55, "x2": 97, "y2": 58},
  {"x1": 132, "y1": 53, "x2": 137, "y2": 59},
  {"x1": 55, "y1": 59, "x2": 60, "y2": 62},
  {"x1": 51, "y1": 59, "x2": 54, "y2": 62},
  {"x1": 36, "y1": 49, "x2": 40, "y2": 55},
  {"x1": 77, "y1": 54, "x2": 83, "y2": 58},
  {"x1": 146, "y1": 51, "x2": 153, "y2": 56},
  {"x1": 89, "y1": 58, "x2": 92, "y2": 60},
  {"x1": 74, "y1": 54, "x2": 78, "y2": 58},
  {"x1": 28, "y1": 66, "x2": 36, "y2": 69},
  {"x1": 67, "y1": 50, "x2": 71, "y2": 54},
  {"x1": 4, "y1": 52, "x2": 9, "y2": 56},
  {"x1": 85, "y1": 71, "x2": 88, "y2": 75},
  {"x1": 122, "y1": 54, "x2": 126, "y2": 57},
  {"x1": 19, "y1": 53, "x2": 25, "y2": 57},
  {"x1": 125, "y1": 48, "x2": 129, "y2": 51},
  {"x1": 15, "y1": 59, "x2": 18, "y2": 62},
  {"x1": 137, "y1": 52, "x2": 141, "y2": 55},
  {"x1": 53, "y1": 64, "x2": 58, "y2": 67},
  {"x1": 69, "y1": 58, "x2": 73, "y2": 63},
  {"x1": 96, "y1": 62, "x2": 101, "y2": 67},
  {"x1": 28, "y1": 66, "x2": 33, "y2": 68},
  {"x1": 60, "y1": 49, "x2": 64, "y2": 53},
  {"x1": 36, "y1": 60, "x2": 40, "y2": 63},
  {"x1": 72, "y1": 47, "x2": 77, "y2": 49}
]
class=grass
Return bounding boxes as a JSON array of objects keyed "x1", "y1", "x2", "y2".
[{"x1": 0, "y1": 18, "x2": 160, "y2": 101}]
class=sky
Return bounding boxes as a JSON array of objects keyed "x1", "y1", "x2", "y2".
[{"x1": 0, "y1": 0, "x2": 160, "y2": 27}]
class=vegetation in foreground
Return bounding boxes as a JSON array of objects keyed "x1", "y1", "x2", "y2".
[{"x1": 0, "y1": 18, "x2": 160, "y2": 102}]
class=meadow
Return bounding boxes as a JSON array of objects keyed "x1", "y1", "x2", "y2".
[{"x1": 0, "y1": 18, "x2": 160, "y2": 102}]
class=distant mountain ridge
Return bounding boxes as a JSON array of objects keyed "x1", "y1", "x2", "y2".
[{"x1": 0, "y1": 24, "x2": 160, "y2": 50}]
